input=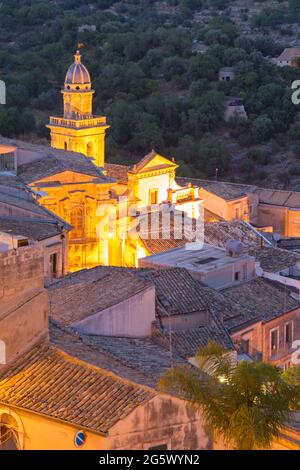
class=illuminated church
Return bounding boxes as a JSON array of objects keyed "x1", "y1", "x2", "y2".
[{"x1": 43, "y1": 51, "x2": 202, "y2": 270}]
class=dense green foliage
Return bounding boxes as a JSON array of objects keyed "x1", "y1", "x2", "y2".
[
  {"x1": 160, "y1": 342, "x2": 300, "y2": 450},
  {"x1": 1, "y1": 0, "x2": 300, "y2": 179}
]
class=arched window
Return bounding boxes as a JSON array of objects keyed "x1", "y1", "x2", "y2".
[
  {"x1": 70, "y1": 207, "x2": 84, "y2": 239},
  {"x1": 0, "y1": 414, "x2": 20, "y2": 450}
]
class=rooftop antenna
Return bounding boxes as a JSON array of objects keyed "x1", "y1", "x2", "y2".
[
  {"x1": 168, "y1": 311, "x2": 173, "y2": 365},
  {"x1": 283, "y1": 282, "x2": 287, "y2": 314}
]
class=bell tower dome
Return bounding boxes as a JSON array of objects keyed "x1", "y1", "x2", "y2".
[{"x1": 47, "y1": 50, "x2": 109, "y2": 168}]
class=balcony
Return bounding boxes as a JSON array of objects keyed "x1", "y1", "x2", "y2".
[
  {"x1": 167, "y1": 186, "x2": 200, "y2": 204},
  {"x1": 49, "y1": 116, "x2": 107, "y2": 129}
]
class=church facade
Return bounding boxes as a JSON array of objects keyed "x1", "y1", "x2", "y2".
[{"x1": 42, "y1": 51, "x2": 202, "y2": 271}]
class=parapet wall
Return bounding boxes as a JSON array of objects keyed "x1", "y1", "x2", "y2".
[
  {"x1": 0, "y1": 246, "x2": 45, "y2": 312},
  {"x1": 0, "y1": 246, "x2": 49, "y2": 368}
]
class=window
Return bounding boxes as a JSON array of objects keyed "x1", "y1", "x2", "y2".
[
  {"x1": 17, "y1": 239, "x2": 29, "y2": 248},
  {"x1": 270, "y1": 328, "x2": 279, "y2": 356},
  {"x1": 50, "y1": 253, "x2": 58, "y2": 278},
  {"x1": 0, "y1": 414, "x2": 20, "y2": 450},
  {"x1": 240, "y1": 339, "x2": 250, "y2": 355},
  {"x1": 70, "y1": 207, "x2": 84, "y2": 239},
  {"x1": 0, "y1": 151, "x2": 15, "y2": 172},
  {"x1": 148, "y1": 444, "x2": 168, "y2": 450},
  {"x1": 234, "y1": 271, "x2": 240, "y2": 281},
  {"x1": 149, "y1": 189, "x2": 159, "y2": 206},
  {"x1": 285, "y1": 322, "x2": 293, "y2": 346}
]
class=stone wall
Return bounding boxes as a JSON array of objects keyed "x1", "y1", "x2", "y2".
[
  {"x1": 107, "y1": 395, "x2": 212, "y2": 450},
  {"x1": 0, "y1": 246, "x2": 49, "y2": 368}
]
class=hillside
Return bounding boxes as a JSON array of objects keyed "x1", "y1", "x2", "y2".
[{"x1": 1, "y1": 0, "x2": 300, "y2": 189}]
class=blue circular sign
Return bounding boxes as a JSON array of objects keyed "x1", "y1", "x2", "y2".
[{"x1": 75, "y1": 431, "x2": 87, "y2": 448}]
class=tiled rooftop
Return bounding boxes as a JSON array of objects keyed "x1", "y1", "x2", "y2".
[
  {"x1": 0, "y1": 216, "x2": 66, "y2": 241},
  {"x1": 177, "y1": 177, "x2": 256, "y2": 201},
  {"x1": 50, "y1": 322, "x2": 185, "y2": 388},
  {"x1": 49, "y1": 270, "x2": 150, "y2": 326},
  {"x1": 152, "y1": 320, "x2": 235, "y2": 358},
  {"x1": 0, "y1": 342, "x2": 154, "y2": 435},
  {"x1": 141, "y1": 220, "x2": 263, "y2": 256},
  {"x1": 222, "y1": 278, "x2": 300, "y2": 331},
  {"x1": 278, "y1": 48, "x2": 300, "y2": 61},
  {"x1": 248, "y1": 246, "x2": 300, "y2": 272},
  {"x1": 104, "y1": 163, "x2": 129, "y2": 184},
  {"x1": 136, "y1": 268, "x2": 209, "y2": 317},
  {"x1": 256, "y1": 188, "x2": 300, "y2": 209},
  {"x1": 18, "y1": 154, "x2": 111, "y2": 184},
  {"x1": 49, "y1": 265, "x2": 210, "y2": 319}
]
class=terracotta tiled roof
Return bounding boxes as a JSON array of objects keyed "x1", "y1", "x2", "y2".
[
  {"x1": 222, "y1": 278, "x2": 300, "y2": 330},
  {"x1": 136, "y1": 268, "x2": 209, "y2": 316},
  {"x1": 49, "y1": 265, "x2": 209, "y2": 319},
  {"x1": 278, "y1": 48, "x2": 300, "y2": 61},
  {"x1": 0, "y1": 216, "x2": 66, "y2": 241},
  {"x1": 256, "y1": 188, "x2": 300, "y2": 208},
  {"x1": 141, "y1": 220, "x2": 262, "y2": 256},
  {"x1": 248, "y1": 246, "x2": 300, "y2": 272},
  {"x1": 177, "y1": 177, "x2": 256, "y2": 201},
  {"x1": 0, "y1": 188, "x2": 52, "y2": 217},
  {"x1": 142, "y1": 237, "x2": 187, "y2": 255},
  {"x1": 17, "y1": 153, "x2": 111, "y2": 184},
  {"x1": 152, "y1": 321, "x2": 235, "y2": 358},
  {"x1": 0, "y1": 342, "x2": 154, "y2": 435},
  {"x1": 49, "y1": 270, "x2": 151, "y2": 326},
  {"x1": 50, "y1": 321, "x2": 185, "y2": 388},
  {"x1": 104, "y1": 163, "x2": 129, "y2": 184},
  {"x1": 204, "y1": 221, "x2": 261, "y2": 248}
]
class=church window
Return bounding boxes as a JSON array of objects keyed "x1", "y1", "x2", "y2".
[{"x1": 70, "y1": 207, "x2": 84, "y2": 239}]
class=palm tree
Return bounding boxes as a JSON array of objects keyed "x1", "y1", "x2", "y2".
[{"x1": 159, "y1": 342, "x2": 300, "y2": 450}]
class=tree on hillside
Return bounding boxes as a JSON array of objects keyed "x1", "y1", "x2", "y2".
[{"x1": 159, "y1": 342, "x2": 300, "y2": 450}]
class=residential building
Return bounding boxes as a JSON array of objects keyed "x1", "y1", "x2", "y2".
[
  {"x1": 139, "y1": 243, "x2": 256, "y2": 289},
  {"x1": 219, "y1": 67, "x2": 235, "y2": 81},
  {"x1": 0, "y1": 247, "x2": 214, "y2": 450},
  {"x1": 276, "y1": 48, "x2": 300, "y2": 67},
  {"x1": 222, "y1": 278, "x2": 300, "y2": 369}
]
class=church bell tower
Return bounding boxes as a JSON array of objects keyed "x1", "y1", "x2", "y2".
[{"x1": 47, "y1": 50, "x2": 109, "y2": 168}]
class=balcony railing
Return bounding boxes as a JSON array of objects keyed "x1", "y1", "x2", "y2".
[
  {"x1": 49, "y1": 116, "x2": 107, "y2": 129},
  {"x1": 167, "y1": 186, "x2": 200, "y2": 204}
]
